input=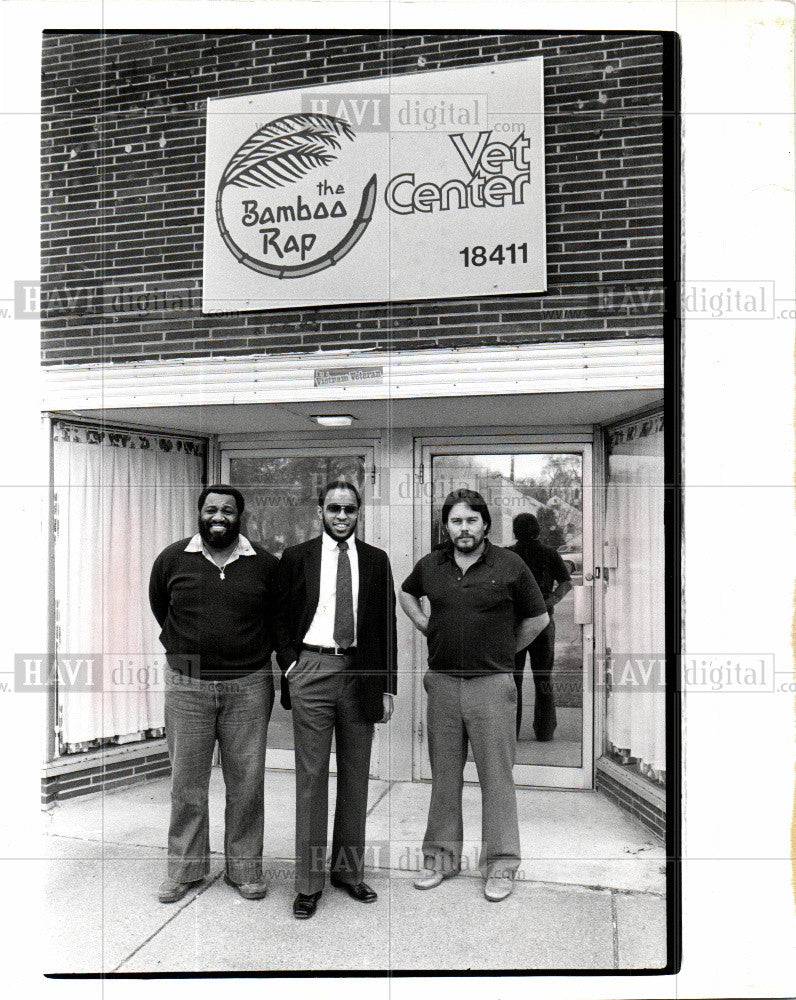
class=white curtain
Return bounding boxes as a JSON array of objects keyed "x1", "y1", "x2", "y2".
[
  {"x1": 603, "y1": 414, "x2": 666, "y2": 777},
  {"x1": 53, "y1": 422, "x2": 204, "y2": 751}
]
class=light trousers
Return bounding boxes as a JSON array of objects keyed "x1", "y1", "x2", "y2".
[{"x1": 422, "y1": 670, "x2": 520, "y2": 879}]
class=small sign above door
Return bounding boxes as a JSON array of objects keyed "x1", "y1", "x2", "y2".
[{"x1": 313, "y1": 365, "x2": 384, "y2": 387}]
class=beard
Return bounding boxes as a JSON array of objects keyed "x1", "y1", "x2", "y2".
[
  {"x1": 321, "y1": 505, "x2": 358, "y2": 542},
  {"x1": 198, "y1": 516, "x2": 240, "y2": 551},
  {"x1": 322, "y1": 516, "x2": 357, "y2": 542}
]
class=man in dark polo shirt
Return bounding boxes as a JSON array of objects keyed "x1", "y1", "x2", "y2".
[
  {"x1": 400, "y1": 489, "x2": 548, "y2": 902},
  {"x1": 149, "y1": 484, "x2": 278, "y2": 904}
]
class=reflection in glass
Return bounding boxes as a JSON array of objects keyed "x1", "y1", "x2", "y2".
[
  {"x1": 430, "y1": 453, "x2": 583, "y2": 768},
  {"x1": 229, "y1": 454, "x2": 366, "y2": 557}
]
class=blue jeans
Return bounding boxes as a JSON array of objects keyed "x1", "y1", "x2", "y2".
[{"x1": 164, "y1": 665, "x2": 274, "y2": 884}]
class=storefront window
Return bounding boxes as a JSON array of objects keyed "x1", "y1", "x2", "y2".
[
  {"x1": 603, "y1": 412, "x2": 665, "y2": 785},
  {"x1": 228, "y1": 454, "x2": 366, "y2": 557},
  {"x1": 52, "y1": 421, "x2": 205, "y2": 754}
]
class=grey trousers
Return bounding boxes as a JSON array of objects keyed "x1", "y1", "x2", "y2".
[
  {"x1": 289, "y1": 650, "x2": 374, "y2": 895},
  {"x1": 422, "y1": 670, "x2": 520, "y2": 879}
]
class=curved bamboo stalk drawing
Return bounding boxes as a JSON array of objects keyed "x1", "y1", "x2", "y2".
[{"x1": 215, "y1": 113, "x2": 378, "y2": 279}]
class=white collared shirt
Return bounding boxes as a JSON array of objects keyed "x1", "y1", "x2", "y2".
[
  {"x1": 303, "y1": 531, "x2": 359, "y2": 647},
  {"x1": 184, "y1": 533, "x2": 257, "y2": 579}
]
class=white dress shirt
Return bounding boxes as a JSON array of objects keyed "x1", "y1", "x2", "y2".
[{"x1": 303, "y1": 531, "x2": 359, "y2": 647}]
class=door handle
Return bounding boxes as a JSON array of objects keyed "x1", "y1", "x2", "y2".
[{"x1": 572, "y1": 585, "x2": 593, "y2": 625}]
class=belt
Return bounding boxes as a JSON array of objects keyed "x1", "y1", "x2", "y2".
[{"x1": 302, "y1": 643, "x2": 357, "y2": 656}]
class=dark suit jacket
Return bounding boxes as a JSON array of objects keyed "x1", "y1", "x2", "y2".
[{"x1": 274, "y1": 535, "x2": 398, "y2": 723}]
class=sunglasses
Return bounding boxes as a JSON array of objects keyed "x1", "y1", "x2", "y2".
[{"x1": 325, "y1": 503, "x2": 359, "y2": 515}]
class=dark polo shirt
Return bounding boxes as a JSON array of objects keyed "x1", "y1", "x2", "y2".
[
  {"x1": 508, "y1": 540, "x2": 572, "y2": 604},
  {"x1": 402, "y1": 539, "x2": 546, "y2": 678}
]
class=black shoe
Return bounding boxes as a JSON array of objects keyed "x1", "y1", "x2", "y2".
[
  {"x1": 293, "y1": 891, "x2": 322, "y2": 919},
  {"x1": 329, "y1": 875, "x2": 378, "y2": 902}
]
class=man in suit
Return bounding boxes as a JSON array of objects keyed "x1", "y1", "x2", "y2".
[{"x1": 275, "y1": 479, "x2": 397, "y2": 919}]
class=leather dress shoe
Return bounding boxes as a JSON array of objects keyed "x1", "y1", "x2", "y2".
[
  {"x1": 157, "y1": 877, "x2": 202, "y2": 904},
  {"x1": 293, "y1": 891, "x2": 322, "y2": 919},
  {"x1": 224, "y1": 874, "x2": 268, "y2": 900},
  {"x1": 329, "y1": 875, "x2": 377, "y2": 902}
]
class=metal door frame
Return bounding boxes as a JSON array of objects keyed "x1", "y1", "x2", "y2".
[{"x1": 413, "y1": 434, "x2": 594, "y2": 790}]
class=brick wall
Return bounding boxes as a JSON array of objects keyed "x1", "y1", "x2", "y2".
[
  {"x1": 41, "y1": 741, "x2": 170, "y2": 805},
  {"x1": 41, "y1": 31, "x2": 667, "y2": 365},
  {"x1": 596, "y1": 762, "x2": 665, "y2": 842}
]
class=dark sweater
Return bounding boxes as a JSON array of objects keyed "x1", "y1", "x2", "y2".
[{"x1": 149, "y1": 537, "x2": 279, "y2": 680}]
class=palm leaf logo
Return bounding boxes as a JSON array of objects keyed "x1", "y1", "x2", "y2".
[
  {"x1": 214, "y1": 112, "x2": 376, "y2": 280},
  {"x1": 220, "y1": 113, "x2": 356, "y2": 191}
]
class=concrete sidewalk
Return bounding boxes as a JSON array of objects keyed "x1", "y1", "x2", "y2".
[{"x1": 42, "y1": 769, "x2": 667, "y2": 973}]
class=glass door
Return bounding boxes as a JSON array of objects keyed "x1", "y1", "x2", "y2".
[
  {"x1": 414, "y1": 439, "x2": 594, "y2": 789},
  {"x1": 222, "y1": 446, "x2": 374, "y2": 772}
]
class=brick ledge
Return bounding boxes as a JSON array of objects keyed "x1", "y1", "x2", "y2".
[{"x1": 43, "y1": 737, "x2": 167, "y2": 778}]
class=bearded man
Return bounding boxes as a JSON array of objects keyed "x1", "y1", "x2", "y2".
[
  {"x1": 149, "y1": 485, "x2": 278, "y2": 904},
  {"x1": 400, "y1": 489, "x2": 548, "y2": 902}
]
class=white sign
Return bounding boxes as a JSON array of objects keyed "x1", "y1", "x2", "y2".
[
  {"x1": 203, "y1": 59, "x2": 546, "y2": 313},
  {"x1": 313, "y1": 366, "x2": 384, "y2": 387}
]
